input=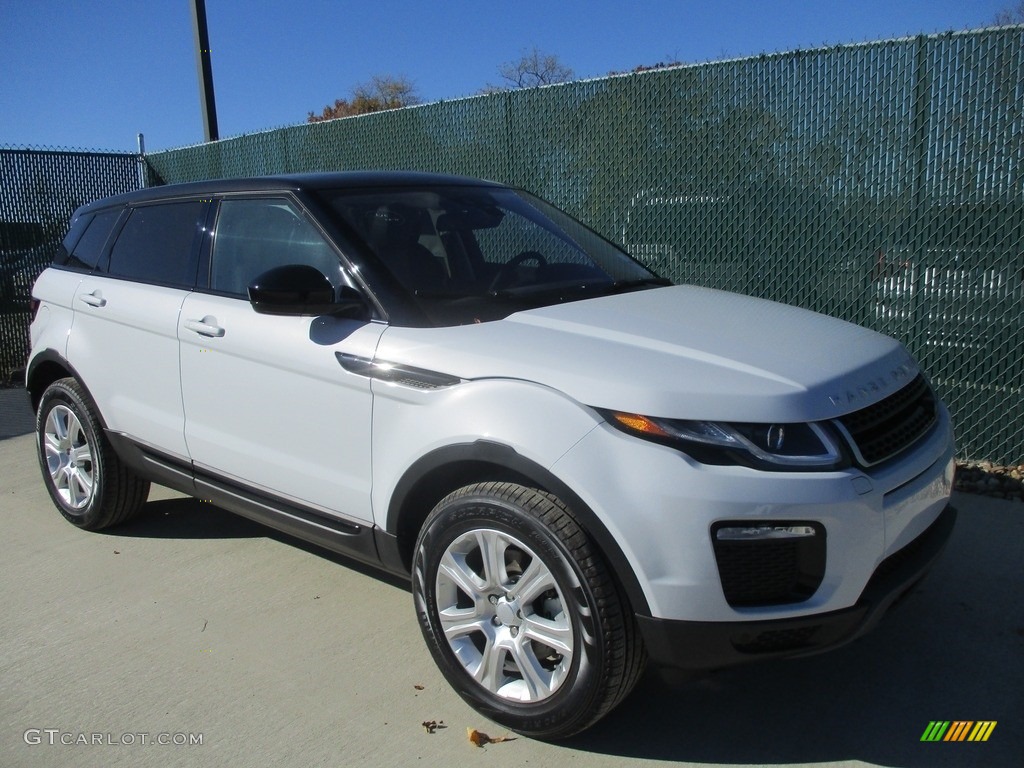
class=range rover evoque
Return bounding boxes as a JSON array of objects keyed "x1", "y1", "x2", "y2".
[{"x1": 27, "y1": 172, "x2": 956, "y2": 739}]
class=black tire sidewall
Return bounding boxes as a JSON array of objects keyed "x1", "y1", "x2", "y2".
[
  {"x1": 36, "y1": 380, "x2": 107, "y2": 528},
  {"x1": 413, "y1": 488, "x2": 606, "y2": 737}
]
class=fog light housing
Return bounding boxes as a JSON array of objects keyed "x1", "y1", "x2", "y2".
[{"x1": 711, "y1": 520, "x2": 826, "y2": 606}]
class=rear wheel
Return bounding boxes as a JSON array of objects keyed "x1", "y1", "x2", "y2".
[
  {"x1": 36, "y1": 378, "x2": 150, "y2": 530},
  {"x1": 413, "y1": 481, "x2": 645, "y2": 739}
]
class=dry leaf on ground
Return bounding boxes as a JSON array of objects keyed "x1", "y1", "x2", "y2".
[{"x1": 467, "y1": 728, "x2": 516, "y2": 747}]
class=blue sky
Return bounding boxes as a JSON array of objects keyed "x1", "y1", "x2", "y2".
[{"x1": 0, "y1": 0, "x2": 1016, "y2": 153}]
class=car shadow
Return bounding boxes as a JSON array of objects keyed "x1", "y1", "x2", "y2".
[
  {"x1": 105, "y1": 496, "x2": 412, "y2": 591},
  {"x1": 560, "y1": 507, "x2": 1022, "y2": 766},
  {"x1": 105, "y1": 497, "x2": 268, "y2": 540},
  {"x1": 0, "y1": 387, "x2": 35, "y2": 440},
  {"x1": 101, "y1": 494, "x2": 1021, "y2": 765},
  {"x1": 564, "y1": 615, "x2": 1019, "y2": 766}
]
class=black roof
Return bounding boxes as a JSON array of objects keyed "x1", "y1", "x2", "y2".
[{"x1": 75, "y1": 171, "x2": 504, "y2": 213}]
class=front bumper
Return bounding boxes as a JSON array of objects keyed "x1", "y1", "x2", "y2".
[{"x1": 637, "y1": 503, "x2": 956, "y2": 671}]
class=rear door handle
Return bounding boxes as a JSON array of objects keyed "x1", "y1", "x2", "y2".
[
  {"x1": 79, "y1": 290, "x2": 106, "y2": 307},
  {"x1": 184, "y1": 316, "x2": 225, "y2": 338}
]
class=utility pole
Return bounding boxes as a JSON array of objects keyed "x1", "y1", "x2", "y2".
[
  {"x1": 137, "y1": 133, "x2": 147, "y2": 187},
  {"x1": 190, "y1": 0, "x2": 219, "y2": 142}
]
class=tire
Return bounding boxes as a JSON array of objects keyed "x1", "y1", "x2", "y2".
[
  {"x1": 413, "y1": 481, "x2": 646, "y2": 739},
  {"x1": 36, "y1": 377, "x2": 150, "y2": 530}
]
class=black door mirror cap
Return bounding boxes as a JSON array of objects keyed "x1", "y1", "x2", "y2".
[{"x1": 248, "y1": 264, "x2": 366, "y2": 317}]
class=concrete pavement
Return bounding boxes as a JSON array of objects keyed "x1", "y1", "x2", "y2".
[{"x1": 1, "y1": 388, "x2": 1021, "y2": 767}]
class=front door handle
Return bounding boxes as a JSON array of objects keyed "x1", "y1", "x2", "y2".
[
  {"x1": 184, "y1": 316, "x2": 226, "y2": 338},
  {"x1": 79, "y1": 290, "x2": 106, "y2": 307}
]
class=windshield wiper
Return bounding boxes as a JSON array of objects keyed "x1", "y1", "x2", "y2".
[
  {"x1": 491, "y1": 277, "x2": 671, "y2": 301},
  {"x1": 491, "y1": 280, "x2": 609, "y2": 300},
  {"x1": 603, "y1": 277, "x2": 673, "y2": 293}
]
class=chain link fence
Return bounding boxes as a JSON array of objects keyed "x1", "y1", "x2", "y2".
[
  {"x1": 0, "y1": 148, "x2": 142, "y2": 382},
  {"x1": 146, "y1": 28, "x2": 1024, "y2": 464},
  {"x1": 4, "y1": 27, "x2": 1021, "y2": 463}
]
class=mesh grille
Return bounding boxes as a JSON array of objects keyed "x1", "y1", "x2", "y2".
[
  {"x1": 711, "y1": 524, "x2": 826, "y2": 607},
  {"x1": 837, "y1": 374, "x2": 938, "y2": 466}
]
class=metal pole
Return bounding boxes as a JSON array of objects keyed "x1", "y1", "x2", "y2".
[
  {"x1": 190, "y1": 0, "x2": 219, "y2": 142},
  {"x1": 136, "y1": 133, "x2": 146, "y2": 188}
]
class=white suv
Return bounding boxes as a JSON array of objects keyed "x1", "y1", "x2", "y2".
[{"x1": 27, "y1": 172, "x2": 956, "y2": 739}]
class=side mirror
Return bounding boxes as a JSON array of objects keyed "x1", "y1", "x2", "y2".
[{"x1": 248, "y1": 264, "x2": 366, "y2": 317}]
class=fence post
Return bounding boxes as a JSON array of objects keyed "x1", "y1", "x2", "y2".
[{"x1": 910, "y1": 34, "x2": 932, "y2": 350}]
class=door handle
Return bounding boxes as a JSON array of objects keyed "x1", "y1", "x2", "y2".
[
  {"x1": 184, "y1": 316, "x2": 225, "y2": 338},
  {"x1": 79, "y1": 290, "x2": 106, "y2": 307}
]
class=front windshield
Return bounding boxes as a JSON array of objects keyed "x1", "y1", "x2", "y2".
[{"x1": 319, "y1": 185, "x2": 666, "y2": 325}]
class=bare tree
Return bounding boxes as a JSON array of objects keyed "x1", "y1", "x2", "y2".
[
  {"x1": 994, "y1": 1, "x2": 1024, "y2": 23},
  {"x1": 606, "y1": 59, "x2": 684, "y2": 76},
  {"x1": 483, "y1": 47, "x2": 574, "y2": 92},
  {"x1": 308, "y1": 75, "x2": 420, "y2": 122}
]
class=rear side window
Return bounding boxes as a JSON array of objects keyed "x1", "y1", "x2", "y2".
[
  {"x1": 106, "y1": 201, "x2": 206, "y2": 288},
  {"x1": 56, "y1": 209, "x2": 122, "y2": 271}
]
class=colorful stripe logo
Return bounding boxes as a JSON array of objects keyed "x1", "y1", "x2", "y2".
[{"x1": 921, "y1": 721, "x2": 997, "y2": 742}]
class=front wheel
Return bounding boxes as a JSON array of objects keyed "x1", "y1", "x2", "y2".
[{"x1": 412, "y1": 481, "x2": 645, "y2": 739}]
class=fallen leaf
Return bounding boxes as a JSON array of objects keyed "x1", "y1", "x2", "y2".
[
  {"x1": 467, "y1": 728, "x2": 515, "y2": 747},
  {"x1": 422, "y1": 720, "x2": 446, "y2": 734}
]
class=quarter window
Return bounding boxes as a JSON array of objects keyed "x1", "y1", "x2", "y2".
[
  {"x1": 61, "y1": 209, "x2": 121, "y2": 271},
  {"x1": 210, "y1": 198, "x2": 343, "y2": 297}
]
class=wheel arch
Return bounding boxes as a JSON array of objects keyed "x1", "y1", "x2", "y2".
[
  {"x1": 26, "y1": 351, "x2": 111, "y2": 430},
  {"x1": 27, "y1": 350, "x2": 76, "y2": 412},
  {"x1": 385, "y1": 440, "x2": 651, "y2": 615}
]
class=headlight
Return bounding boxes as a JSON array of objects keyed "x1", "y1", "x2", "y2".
[{"x1": 602, "y1": 411, "x2": 847, "y2": 471}]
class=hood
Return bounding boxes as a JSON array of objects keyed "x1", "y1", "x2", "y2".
[{"x1": 375, "y1": 286, "x2": 917, "y2": 422}]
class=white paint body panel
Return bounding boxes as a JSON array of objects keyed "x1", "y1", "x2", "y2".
[
  {"x1": 28, "y1": 268, "x2": 79, "y2": 361},
  {"x1": 66, "y1": 275, "x2": 190, "y2": 458},
  {"x1": 178, "y1": 294, "x2": 385, "y2": 523},
  {"x1": 375, "y1": 285, "x2": 916, "y2": 423}
]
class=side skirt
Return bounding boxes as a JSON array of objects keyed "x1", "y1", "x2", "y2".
[{"x1": 105, "y1": 432, "x2": 407, "y2": 577}]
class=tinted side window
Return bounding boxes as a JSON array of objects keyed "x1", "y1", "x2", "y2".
[
  {"x1": 57, "y1": 209, "x2": 122, "y2": 271},
  {"x1": 52, "y1": 214, "x2": 92, "y2": 267},
  {"x1": 210, "y1": 198, "x2": 343, "y2": 296},
  {"x1": 107, "y1": 202, "x2": 205, "y2": 287}
]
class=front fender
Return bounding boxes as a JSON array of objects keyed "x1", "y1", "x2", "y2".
[{"x1": 370, "y1": 377, "x2": 652, "y2": 615}]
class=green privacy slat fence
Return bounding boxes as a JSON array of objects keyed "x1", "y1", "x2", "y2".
[
  {"x1": 147, "y1": 28, "x2": 1024, "y2": 464},
  {"x1": 0, "y1": 148, "x2": 143, "y2": 383},
  {"x1": 3, "y1": 27, "x2": 1019, "y2": 463}
]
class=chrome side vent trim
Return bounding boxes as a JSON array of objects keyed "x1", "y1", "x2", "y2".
[{"x1": 336, "y1": 352, "x2": 462, "y2": 390}]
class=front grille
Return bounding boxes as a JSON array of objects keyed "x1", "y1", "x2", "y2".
[
  {"x1": 711, "y1": 522, "x2": 826, "y2": 607},
  {"x1": 836, "y1": 374, "x2": 937, "y2": 466}
]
